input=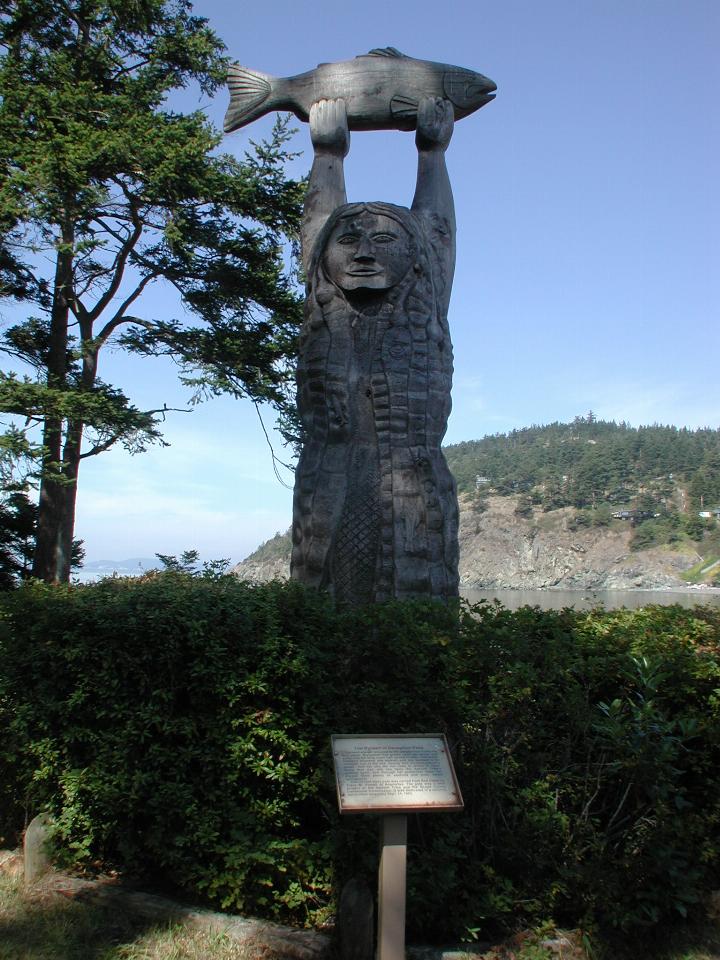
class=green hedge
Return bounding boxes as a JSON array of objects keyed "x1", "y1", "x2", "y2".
[{"x1": 1, "y1": 574, "x2": 719, "y2": 938}]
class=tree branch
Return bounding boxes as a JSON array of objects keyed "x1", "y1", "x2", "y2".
[
  {"x1": 112, "y1": 58, "x2": 152, "y2": 78},
  {"x1": 95, "y1": 272, "x2": 161, "y2": 344},
  {"x1": 78, "y1": 405, "x2": 190, "y2": 459},
  {"x1": 86, "y1": 192, "x2": 144, "y2": 324}
]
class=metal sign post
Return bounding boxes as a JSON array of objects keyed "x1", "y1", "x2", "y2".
[{"x1": 331, "y1": 734, "x2": 464, "y2": 960}]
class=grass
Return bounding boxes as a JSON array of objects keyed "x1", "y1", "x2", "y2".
[
  {"x1": 681, "y1": 554, "x2": 720, "y2": 585},
  {"x1": 0, "y1": 872, "x2": 254, "y2": 960},
  {"x1": 3, "y1": 869, "x2": 720, "y2": 960}
]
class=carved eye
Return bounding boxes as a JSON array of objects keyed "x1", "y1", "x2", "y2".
[
  {"x1": 337, "y1": 235, "x2": 358, "y2": 245},
  {"x1": 372, "y1": 233, "x2": 397, "y2": 244}
]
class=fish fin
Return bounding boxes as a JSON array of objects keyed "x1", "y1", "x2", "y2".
[
  {"x1": 224, "y1": 63, "x2": 273, "y2": 132},
  {"x1": 390, "y1": 94, "x2": 418, "y2": 119},
  {"x1": 364, "y1": 46, "x2": 406, "y2": 58}
]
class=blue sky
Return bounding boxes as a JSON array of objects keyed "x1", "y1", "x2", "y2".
[{"x1": 4, "y1": 0, "x2": 719, "y2": 564}]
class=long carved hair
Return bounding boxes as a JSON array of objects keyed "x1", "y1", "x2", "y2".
[
  {"x1": 300, "y1": 201, "x2": 451, "y2": 446},
  {"x1": 292, "y1": 203, "x2": 457, "y2": 599}
]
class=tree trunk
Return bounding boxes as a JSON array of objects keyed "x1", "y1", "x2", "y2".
[
  {"x1": 32, "y1": 475, "x2": 77, "y2": 581},
  {"x1": 31, "y1": 218, "x2": 78, "y2": 583}
]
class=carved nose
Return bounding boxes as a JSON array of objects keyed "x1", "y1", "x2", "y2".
[{"x1": 354, "y1": 237, "x2": 375, "y2": 260}]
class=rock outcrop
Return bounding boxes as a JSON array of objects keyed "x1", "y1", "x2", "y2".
[
  {"x1": 232, "y1": 531, "x2": 292, "y2": 583},
  {"x1": 232, "y1": 496, "x2": 701, "y2": 591},
  {"x1": 457, "y1": 496, "x2": 698, "y2": 590}
]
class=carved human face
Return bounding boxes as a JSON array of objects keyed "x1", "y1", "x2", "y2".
[{"x1": 324, "y1": 211, "x2": 413, "y2": 292}]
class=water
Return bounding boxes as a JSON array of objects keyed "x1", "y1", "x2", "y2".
[
  {"x1": 460, "y1": 587, "x2": 720, "y2": 611},
  {"x1": 72, "y1": 566, "x2": 720, "y2": 611}
]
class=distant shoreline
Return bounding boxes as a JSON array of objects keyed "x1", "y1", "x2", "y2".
[
  {"x1": 460, "y1": 585, "x2": 720, "y2": 612},
  {"x1": 473, "y1": 584, "x2": 720, "y2": 594},
  {"x1": 71, "y1": 567, "x2": 720, "y2": 598}
]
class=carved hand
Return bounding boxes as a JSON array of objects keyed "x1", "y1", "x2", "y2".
[
  {"x1": 310, "y1": 98, "x2": 350, "y2": 158},
  {"x1": 415, "y1": 97, "x2": 454, "y2": 153}
]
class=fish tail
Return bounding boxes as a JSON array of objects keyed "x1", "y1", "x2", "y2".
[{"x1": 224, "y1": 63, "x2": 274, "y2": 132}]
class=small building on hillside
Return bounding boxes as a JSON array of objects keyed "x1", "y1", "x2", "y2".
[{"x1": 612, "y1": 510, "x2": 659, "y2": 522}]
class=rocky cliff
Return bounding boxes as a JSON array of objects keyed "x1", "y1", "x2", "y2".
[
  {"x1": 457, "y1": 496, "x2": 698, "y2": 589},
  {"x1": 232, "y1": 496, "x2": 701, "y2": 590}
]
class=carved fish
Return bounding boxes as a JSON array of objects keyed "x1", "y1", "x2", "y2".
[{"x1": 224, "y1": 47, "x2": 496, "y2": 134}]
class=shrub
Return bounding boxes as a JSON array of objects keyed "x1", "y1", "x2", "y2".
[
  {"x1": 1, "y1": 577, "x2": 719, "y2": 938},
  {"x1": 630, "y1": 514, "x2": 682, "y2": 551},
  {"x1": 514, "y1": 496, "x2": 534, "y2": 518},
  {"x1": 684, "y1": 515, "x2": 712, "y2": 542}
]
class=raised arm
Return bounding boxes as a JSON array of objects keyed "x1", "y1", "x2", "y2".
[
  {"x1": 301, "y1": 98, "x2": 350, "y2": 273},
  {"x1": 411, "y1": 97, "x2": 456, "y2": 298}
]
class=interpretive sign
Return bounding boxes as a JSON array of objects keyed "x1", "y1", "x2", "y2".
[{"x1": 331, "y1": 734, "x2": 463, "y2": 814}]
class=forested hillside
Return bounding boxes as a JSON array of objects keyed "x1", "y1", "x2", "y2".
[
  {"x1": 444, "y1": 415, "x2": 720, "y2": 556},
  {"x1": 446, "y1": 414, "x2": 720, "y2": 509},
  {"x1": 234, "y1": 416, "x2": 720, "y2": 585}
]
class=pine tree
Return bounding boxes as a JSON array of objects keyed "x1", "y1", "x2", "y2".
[{"x1": 0, "y1": 0, "x2": 304, "y2": 582}]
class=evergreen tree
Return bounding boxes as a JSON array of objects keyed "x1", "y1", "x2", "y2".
[
  {"x1": 0, "y1": 489, "x2": 37, "y2": 586},
  {"x1": 689, "y1": 451, "x2": 720, "y2": 510},
  {"x1": 444, "y1": 420, "x2": 720, "y2": 508},
  {"x1": 0, "y1": 0, "x2": 304, "y2": 582},
  {"x1": 0, "y1": 487, "x2": 84, "y2": 587}
]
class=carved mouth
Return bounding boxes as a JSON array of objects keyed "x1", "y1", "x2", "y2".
[
  {"x1": 349, "y1": 268, "x2": 381, "y2": 276},
  {"x1": 472, "y1": 78, "x2": 497, "y2": 96},
  {"x1": 467, "y1": 78, "x2": 497, "y2": 106}
]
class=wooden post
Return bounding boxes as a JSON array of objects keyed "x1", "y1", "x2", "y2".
[
  {"x1": 377, "y1": 814, "x2": 407, "y2": 960},
  {"x1": 331, "y1": 735, "x2": 464, "y2": 960}
]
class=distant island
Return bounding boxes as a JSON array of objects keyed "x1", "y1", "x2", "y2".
[
  {"x1": 233, "y1": 416, "x2": 720, "y2": 591},
  {"x1": 73, "y1": 558, "x2": 159, "y2": 583}
]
